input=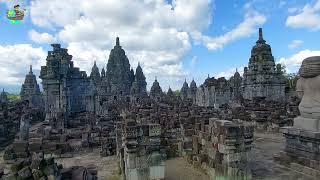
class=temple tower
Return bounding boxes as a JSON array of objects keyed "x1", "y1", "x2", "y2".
[
  {"x1": 180, "y1": 79, "x2": 189, "y2": 100},
  {"x1": 106, "y1": 37, "x2": 132, "y2": 99},
  {"x1": 20, "y1": 65, "x2": 43, "y2": 108},
  {"x1": 150, "y1": 78, "x2": 163, "y2": 101},
  {"x1": 242, "y1": 28, "x2": 286, "y2": 101}
]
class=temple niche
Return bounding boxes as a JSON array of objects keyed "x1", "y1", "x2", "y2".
[
  {"x1": 242, "y1": 28, "x2": 286, "y2": 101},
  {"x1": 20, "y1": 65, "x2": 43, "y2": 108}
]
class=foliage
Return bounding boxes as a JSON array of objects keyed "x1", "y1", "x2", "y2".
[
  {"x1": 276, "y1": 63, "x2": 286, "y2": 75},
  {"x1": 7, "y1": 93, "x2": 20, "y2": 102},
  {"x1": 285, "y1": 73, "x2": 299, "y2": 90},
  {"x1": 276, "y1": 63, "x2": 299, "y2": 90},
  {"x1": 173, "y1": 90, "x2": 180, "y2": 97}
]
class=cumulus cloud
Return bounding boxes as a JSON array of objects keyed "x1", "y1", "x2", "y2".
[
  {"x1": 27, "y1": 0, "x2": 212, "y2": 89},
  {"x1": 0, "y1": 44, "x2": 46, "y2": 86},
  {"x1": 288, "y1": 40, "x2": 303, "y2": 49},
  {"x1": 278, "y1": 49, "x2": 320, "y2": 73},
  {"x1": 28, "y1": 29, "x2": 56, "y2": 44},
  {"x1": 214, "y1": 66, "x2": 245, "y2": 79},
  {"x1": 286, "y1": 0, "x2": 320, "y2": 30},
  {"x1": 193, "y1": 11, "x2": 266, "y2": 50}
]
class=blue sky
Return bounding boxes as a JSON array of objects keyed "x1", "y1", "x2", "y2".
[{"x1": 0, "y1": 0, "x2": 320, "y2": 93}]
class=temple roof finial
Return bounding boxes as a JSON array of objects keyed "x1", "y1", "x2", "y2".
[
  {"x1": 257, "y1": 28, "x2": 266, "y2": 44},
  {"x1": 155, "y1": 76, "x2": 157, "y2": 81},
  {"x1": 259, "y1": 28, "x2": 263, "y2": 40},
  {"x1": 116, "y1": 37, "x2": 120, "y2": 46},
  {"x1": 208, "y1": 74, "x2": 210, "y2": 78},
  {"x1": 236, "y1": 68, "x2": 238, "y2": 72},
  {"x1": 29, "y1": 65, "x2": 33, "y2": 74}
]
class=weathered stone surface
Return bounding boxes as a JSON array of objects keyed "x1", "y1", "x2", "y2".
[
  {"x1": 242, "y1": 28, "x2": 286, "y2": 101},
  {"x1": 20, "y1": 65, "x2": 43, "y2": 108},
  {"x1": 150, "y1": 79, "x2": 163, "y2": 101},
  {"x1": 294, "y1": 56, "x2": 320, "y2": 131}
]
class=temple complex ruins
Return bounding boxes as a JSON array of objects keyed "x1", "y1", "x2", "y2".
[{"x1": 2, "y1": 28, "x2": 319, "y2": 180}]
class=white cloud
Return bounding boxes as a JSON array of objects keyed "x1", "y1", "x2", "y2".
[
  {"x1": 286, "y1": 0, "x2": 320, "y2": 30},
  {"x1": 0, "y1": 44, "x2": 46, "y2": 86},
  {"x1": 190, "y1": 56, "x2": 197, "y2": 67},
  {"x1": 278, "y1": 49, "x2": 320, "y2": 73},
  {"x1": 28, "y1": 0, "x2": 212, "y2": 89},
  {"x1": 28, "y1": 29, "x2": 56, "y2": 44},
  {"x1": 194, "y1": 11, "x2": 266, "y2": 50},
  {"x1": 215, "y1": 66, "x2": 245, "y2": 79},
  {"x1": 30, "y1": 0, "x2": 82, "y2": 29},
  {"x1": 288, "y1": 7, "x2": 299, "y2": 14},
  {"x1": 288, "y1": 40, "x2": 303, "y2": 49}
]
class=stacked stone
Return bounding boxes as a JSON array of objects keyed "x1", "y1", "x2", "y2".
[
  {"x1": 193, "y1": 118, "x2": 254, "y2": 179},
  {"x1": 2, "y1": 153, "x2": 97, "y2": 180},
  {"x1": 276, "y1": 57, "x2": 320, "y2": 177},
  {"x1": 0, "y1": 89, "x2": 10, "y2": 145},
  {"x1": 120, "y1": 118, "x2": 165, "y2": 180},
  {"x1": 40, "y1": 44, "x2": 92, "y2": 128},
  {"x1": 20, "y1": 65, "x2": 43, "y2": 108},
  {"x1": 242, "y1": 97, "x2": 290, "y2": 131},
  {"x1": 3, "y1": 155, "x2": 62, "y2": 180},
  {"x1": 242, "y1": 28, "x2": 286, "y2": 101},
  {"x1": 196, "y1": 76, "x2": 231, "y2": 108}
]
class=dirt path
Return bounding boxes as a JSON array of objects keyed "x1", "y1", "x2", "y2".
[
  {"x1": 55, "y1": 149, "x2": 120, "y2": 180},
  {"x1": 165, "y1": 157, "x2": 210, "y2": 180}
]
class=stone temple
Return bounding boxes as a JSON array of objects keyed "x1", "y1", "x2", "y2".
[
  {"x1": 40, "y1": 38, "x2": 147, "y2": 128},
  {"x1": 20, "y1": 65, "x2": 43, "y2": 108},
  {"x1": 193, "y1": 28, "x2": 286, "y2": 108},
  {"x1": 242, "y1": 28, "x2": 286, "y2": 101},
  {"x1": 3, "y1": 28, "x2": 319, "y2": 180}
]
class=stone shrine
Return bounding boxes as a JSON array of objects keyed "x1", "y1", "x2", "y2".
[
  {"x1": 20, "y1": 65, "x2": 43, "y2": 108},
  {"x1": 242, "y1": 28, "x2": 286, "y2": 101}
]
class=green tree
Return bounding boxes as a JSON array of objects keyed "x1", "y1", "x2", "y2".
[
  {"x1": 173, "y1": 90, "x2": 180, "y2": 97},
  {"x1": 285, "y1": 73, "x2": 299, "y2": 90}
]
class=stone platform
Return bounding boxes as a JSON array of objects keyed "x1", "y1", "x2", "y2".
[{"x1": 276, "y1": 126, "x2": 320, "y2": 177}]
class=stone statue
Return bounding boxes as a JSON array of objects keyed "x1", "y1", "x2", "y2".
[{"x1": 294, "y1": 56, "x2": 320, "y2": 131}]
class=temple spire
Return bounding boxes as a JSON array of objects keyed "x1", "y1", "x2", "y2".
[
  {"x1": 29, "y1": 65, "x2": 33, "y2": 74},
  {"x1": 257, "y1": 28, "x2": 266, "y2": 44},
  {"x1": 116, "y1": 37, "x2": 120, "y2": 46}
]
